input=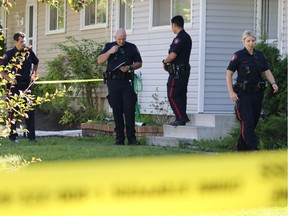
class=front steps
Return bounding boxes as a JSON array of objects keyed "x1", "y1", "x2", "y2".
[{"x1": 146, "y1": 114, "x2": 236, "y2": 147}]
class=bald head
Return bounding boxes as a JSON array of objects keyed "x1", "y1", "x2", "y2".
[
  {"x1": 115, "y1": 28, "x2": 126, "y2": 37},
  {"x1": 115, "y1": 28, "x2": 127, "y2": 46}
]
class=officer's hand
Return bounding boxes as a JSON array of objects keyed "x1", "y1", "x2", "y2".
[
  {"x1": 162, "y1": 60, "x2": 168, "y2": 71},
  {"x1": 229, "y1": 91, "x2": 239, "y2": 102},
  {"x1": 31, "y1": 71, "x2": 38, "y2": 81},
  {"x1": 120, "y1": 66, "x2": 129, "y2": 73},
  {"x1": 11, "y1": 78, "x2": 17, "y2": 85},
  {"x1": 272, "y1": 83, "x2": 279, "y2": 93},
  {"x1": 109, "y1": 45, "x2": 119, "y2": 54}
]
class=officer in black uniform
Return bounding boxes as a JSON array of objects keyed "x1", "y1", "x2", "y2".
[
  {"x1": 98, "y1": 28, "x2": 142, "y2": 145},
  {"x1": 226, "y1": 30, "x2": 278, "y2": 151},
  {"x1": 0, "y1": 32, "x2": 39, "y2": 142},
  {"x1": 162, "y1": 15, "x2": 192, "y2": 126}
]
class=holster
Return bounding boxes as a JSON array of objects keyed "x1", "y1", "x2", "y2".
[{"x1": 233, "y1": 81, "x2": 266, "y2": 93}]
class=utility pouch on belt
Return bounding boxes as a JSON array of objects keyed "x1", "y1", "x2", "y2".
[
  {"x1": 233, "y1": 80, "x2": 266, "y2": 93},
  {"x1": 167, "y1": 63, "x2": 175, "y2": 75}
]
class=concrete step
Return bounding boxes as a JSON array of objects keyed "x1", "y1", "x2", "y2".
[
  {"x1": 145, "y1": 136, "x2": 195, "y2": 147},
  {"x1": 146, "y1": 114, "x2": 236, "y2": 146}
]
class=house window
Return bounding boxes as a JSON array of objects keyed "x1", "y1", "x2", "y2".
[
  {"x1": 81, "y1": 0, "x2": 107, "y2": 29},
  {"x1": 46, "y1": 0, "x2": 66, "y2": 33},
  {"x1": 152, "y1": 0, "x2": 191, "y2": 27},
  {"x1": 261, "y1": 0, "x2": 278, "y2": 41},
  {"x1": 119, "y1": 0, "x2": 132, "y2": 30}
]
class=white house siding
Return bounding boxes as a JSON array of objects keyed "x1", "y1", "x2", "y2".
[
  {"x1": 37, "y1": 2, "x2": 112, "y2": 76},
  {"x1": 204, "y1": 0, "x2": 255, "y2": 113},
  {"x1": 282, "y1": 0, "x2": 288, "y2": 55},
  {"x1": 110, "y1": 0, "x2": 200, "y2": 115},
  {"x1": 3, "y1": 1, "x2": 26, "y2": 49}
]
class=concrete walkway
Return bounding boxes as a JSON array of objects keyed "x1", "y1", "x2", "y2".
[{"x1": 35, "y1": 130, "x2": 82, "y2": 137}]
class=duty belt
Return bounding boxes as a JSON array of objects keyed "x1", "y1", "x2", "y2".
[
  {"x1": 233, "y1": 81, "x2": 266, "y2": 93},
  {"x1": 106, "y1": 71, "x2": 132, "y2": 80},
  {"x1": 167, "y1": 63, "x2": 190, "y2": 76}
]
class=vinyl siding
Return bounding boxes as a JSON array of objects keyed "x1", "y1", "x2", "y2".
[
  {"x1": 204, "y1": 0, "x2": 255, "y2": 112},
  {"x1": 110, "y1": 0, "x2": 200, "y2": 114},
  {"x1": 37, "y1": 2, "x2": 111, "y2": 76},
  {"x1": 4, "y1": 1, "x2": 26, "y2": 49},
  {"x1": 282, "y1": 0, "x2": 288, "y2": 55},
  {"x1": 3, "y1": 0, "x2": 286, "y2": 115}
]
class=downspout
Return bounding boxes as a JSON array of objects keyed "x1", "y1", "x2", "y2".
[{"x1": 198, "y1": 0, "x2": 206, "y2": 113}]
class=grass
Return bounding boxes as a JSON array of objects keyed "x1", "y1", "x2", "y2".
[
  {"x1": 0, "y1": 135, "x2": 200, "y2": 163},
  {"x1": 0, "y1": 135, "x2": 286, "y2": 215}
]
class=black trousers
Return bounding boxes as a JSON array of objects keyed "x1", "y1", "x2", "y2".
[
  {"x1": 107, "y1": 79, "x2": 137, "y2": 142},
  {"x1": 234, "y1": 89, "x2": 264, "y2": 151},
  {"x1": 167, "y1": 71, "x2": 190, "y2": 121},
  {"x1": 8, "y1": 83, "x2": 35, "y2": 140}
]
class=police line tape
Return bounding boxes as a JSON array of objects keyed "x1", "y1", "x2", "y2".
[
  {"x1": 0, "y1": 150, "x2": 287, "y2": 216},
  {"x1": 34, "y1": 78, "x2": 104, "y2": 84}
]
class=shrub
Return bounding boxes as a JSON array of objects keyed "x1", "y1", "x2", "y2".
[
  {"x1": 255, "y1": 42, "x2": 287, "y2": 116},
  {"x1": 257, "y1": 114, "x2": 287, "y2": 150},
  {"x1": 34, "y1": 37, "x2": 106, "y2": 126}
]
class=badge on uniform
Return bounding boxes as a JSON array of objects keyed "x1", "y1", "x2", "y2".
[
  {"x1": 231, "y1": 54, "x2": 237, "y2": 61},
  {"x1": 173, "y1": 38, "x2": 180, "y2": 44}
]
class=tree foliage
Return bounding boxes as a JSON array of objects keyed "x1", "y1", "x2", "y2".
[{"x1": 0, "y1": 0, "x2": 93, "y2": 12}]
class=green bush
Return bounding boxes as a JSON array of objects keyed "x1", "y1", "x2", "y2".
[
  {"x1": 257, "y1": 114, "x2": 287, "y2": 150},
  {"x1": 255, "y1": 42, "x2": 287, "y2": 116},
  {"x1": 34, "y1": 36, "x2": 106, "y2": 126}
]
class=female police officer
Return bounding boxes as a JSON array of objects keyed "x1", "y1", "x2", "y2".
[{"x1": 226, "y1": 30, "x2": 278, "y2": 151}]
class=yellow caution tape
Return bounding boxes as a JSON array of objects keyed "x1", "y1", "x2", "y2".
[
  {"x1": 0, "y1": 150, "x2": 287, "y2": 216},
  {"x1": 34, "y1": 79, "x2": 103, "y2": 84}
]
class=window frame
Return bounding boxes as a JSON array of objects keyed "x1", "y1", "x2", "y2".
[
  {"x1": 256, "y1": 0, "x2": 280, "y2": 44},
  {"x1": 80, "y1": 0, "x2": 108, "y2": 30},
  {"x1": 116, "y1": 0, "x2": 133, "y2": 32},
  {"x1": 45, "y1": 0, "x2": 66, "y2": 35},
  {"x1": 150, "y1": 0, "x2": 192, "y2": 30}
]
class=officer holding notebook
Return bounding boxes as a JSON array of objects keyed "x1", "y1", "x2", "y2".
[{"x1": 98, "y1": 28, "x2": 142, "y2": 145}]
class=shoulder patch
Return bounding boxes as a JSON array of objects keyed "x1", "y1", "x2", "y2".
[
  {"x1": 2, "y1": 54, "x2": 7, "y2": 59},
  {"x1": 173, "y1": 38, "x2": 180, "y2": 44},
  {"x1": 231, "y1": 54, "x2": 237, "y2": 61}
]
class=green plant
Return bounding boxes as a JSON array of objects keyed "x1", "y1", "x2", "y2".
[
  {"x1": 255, "y1": 42, "x2": 287, "y2": 116},
  {"x1": 149, "y1": 87, "x2": 172, "y2": 125},
  {"x1": 34, "y1": 37, "x2": 106, "y2": 126},
  {"x1": 256, "y1": 114, "x2": 287, "y2": 150}
]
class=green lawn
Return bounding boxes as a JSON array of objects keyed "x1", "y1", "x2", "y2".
[
  {"x1": 0, "y1": 136, "x2": 200, "y2": 162},
  {"x1": 0, "y1": 136, "x2": 287, "y2": 216}
]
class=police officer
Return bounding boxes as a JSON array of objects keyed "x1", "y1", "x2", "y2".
[
  {"x1": 226, "y1": 30, "x2": 279, "y2": 151},
  {"x1": 162, "y1": 15, "x2": 192, "y2": 126},
  {"x1": 0, "y1": 32, "x2": 39, "y2": 142},
  {"x1": 98, "y1": 28, "x2": 142, "y2": 145}
]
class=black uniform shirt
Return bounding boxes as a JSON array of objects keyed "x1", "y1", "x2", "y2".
[
  {"x1": 100, "y1": 41, "x2": 142, "y2": 73},
  {"x1": 169, "y1": 29, "x2": 192, "y2": 65},
  {"x1": 227, "y1": 48, "x2": 270, "y2": 83},
  {"x1": 0, "y1": 47, "x2": 39, "y2": 82}
]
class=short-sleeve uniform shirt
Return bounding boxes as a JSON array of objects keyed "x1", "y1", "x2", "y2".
[
  {"x1": 100, "y1": 41, "x2": 142, "y2": 72},
  {"x1": 227, "y1": 48, "x2": 269, "y2": 83},
  {"x1": 0, "y1": 47, "x2": 39, "y2": 82},
  {"x1": 169, "y1": 30, "x2": 192, "y2": 65}
]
